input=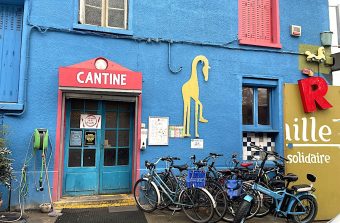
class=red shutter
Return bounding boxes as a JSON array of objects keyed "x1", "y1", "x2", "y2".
[{"x1": 239, "y1": 0, "x2": 281, "y2": 48}]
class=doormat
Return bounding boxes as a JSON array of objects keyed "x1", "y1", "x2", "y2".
[{"x1": 55, "y1": 207, "x2": 148, "y2": 223}]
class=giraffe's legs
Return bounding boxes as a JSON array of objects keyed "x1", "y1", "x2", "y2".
[
  {"x1": 197, "y1": 100, "x2": 208, "y2": 123},
  {"x1": 195, "y1": 102, "x2": 199, "y2": 138},
  {"x1": 183, "y1": 99, "x2": 191, "y2": 137}
]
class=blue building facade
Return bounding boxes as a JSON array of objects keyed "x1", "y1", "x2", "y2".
[{"x1": 0, "y1": 0, "x2": 330, "y2": 209}]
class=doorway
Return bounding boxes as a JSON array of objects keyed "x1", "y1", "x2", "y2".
[{"x1": 63, "y1": 99, "x2": 134, "y2": 196}]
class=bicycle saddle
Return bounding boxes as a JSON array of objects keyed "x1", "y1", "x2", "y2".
[
  {"x1": 282, "y1": 174, "x2": 298, "y2": 182},
  {"x1": 240, "y1": 163, "x2": 252, "y2": 168},
  {"x1": 172, "y1": 164, "x2": 188, "y2": 172}
]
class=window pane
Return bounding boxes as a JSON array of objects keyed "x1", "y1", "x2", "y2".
[
  {"x1": 108, "y1": 9, "x2": 124, "y2": 28},
  {"x1": 105, "y1": 130, "x2": 117, "y2": 147},
  {"x1": 68, "y1": 149, "x2": 81, "y2": 167},
  {"x1": 258, "y1": 88, "x2": 270, "y2": 125},
  {"x1": 119, "y1": 112, "x2": 130, "y2": 128},
  {"x1": 104, "y1": 149, "x2": 116, "y2": 166},
  {"x1": 118, "y1": 130, "x2": 129, "y2": 146},
  {"x1": 85, "y1": 0, "x2": 102, "y2": 7},
  {"x1": 83, "y1": 149, "x2": 96, "y2": 166},
  {"x1": 70, "y1": 111, "x2": 81, "y2": 128},
  {"x1": 242, "y1": 87, "x2": 254, "y2": 125},
  {"x1": 106, "y1": 111, "x2": 117, "y2": 128},
  {"x1": 85, "y1": 5, "x2": 102, "y2": 26},
  {"x1": 109, "y1": 0, "x2": 125, "y2": 9},
  {"x1": 119, "y1": 102, "x2": 130, "y2": 111},
  {"x1": 117, "y1": 149, "x2": 129, "y2": 165}
]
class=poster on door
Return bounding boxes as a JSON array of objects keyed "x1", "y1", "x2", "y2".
[
  {"x1": 284, "y1": 83, "x2": 340, "y2": 220},
  {"x1": 80, "y1": 114, "x2": 101, "y2": 129}
]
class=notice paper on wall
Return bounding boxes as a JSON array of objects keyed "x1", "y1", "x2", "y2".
[
  {"x1": 191, "y1": 139, "x2": 204, "y2": 149},
  {"x1": 148, "y1": 116, "x2": 169, "y2": 145},
  {"x1": 169, "y1": 126, "x2": 184, "y2": 138}
]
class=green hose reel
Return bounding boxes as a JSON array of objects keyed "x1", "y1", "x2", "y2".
[{"x1": 33, "y1": 128, "x2": 49, "y2": 151}]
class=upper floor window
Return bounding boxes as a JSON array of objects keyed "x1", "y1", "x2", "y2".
[
  {"x1": 79, "y1": 0, "x2": 128, "y2": 30},
  {"x1": 238, "y1": 0, "x2": 281, "y2": 48}
]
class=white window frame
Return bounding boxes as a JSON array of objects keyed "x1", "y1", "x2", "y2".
[{"x1": 79, "y1": 0, "x2": 128, "y2": 30}]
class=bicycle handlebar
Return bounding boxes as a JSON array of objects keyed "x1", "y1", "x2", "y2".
[{"x1": 249, "y1": 143, "x2": 289, "y2": 162}]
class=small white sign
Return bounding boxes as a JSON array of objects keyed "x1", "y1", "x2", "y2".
[
  {"x1": 191, "y1": 139, "x2": 204, "y2": 149},
  {"x1": 80, "y1": 114, "x2": 102, "y2": 129}
]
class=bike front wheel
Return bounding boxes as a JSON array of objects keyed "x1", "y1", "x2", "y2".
[
  {"x1": 134, "y1": 178, "x2": 159, "y2": 213},
  {"x1": 179, "y1": 187, "x2": 215, "y2": 223},
  {"x1": 233, "y1": 199, "x2": 252, "y2": 223},
  {"x1": 290, "y1": 195, "x2": 318, "y2": 223}
]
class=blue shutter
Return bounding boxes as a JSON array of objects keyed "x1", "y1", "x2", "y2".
[{"x1": 0, "y1": 5, "x2": 23, "y2": 103}]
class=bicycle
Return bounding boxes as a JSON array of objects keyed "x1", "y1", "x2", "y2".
[
  {"x1": 234, "y1": 144, "x2": 318, "y2": 223},
  {"x1": 134, "y1": 157, "x2": 216, "y2": 223}
]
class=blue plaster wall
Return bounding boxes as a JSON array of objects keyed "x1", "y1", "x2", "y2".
[{"x1": 0, "y1": 0, "x2": 330, "y2": 209}]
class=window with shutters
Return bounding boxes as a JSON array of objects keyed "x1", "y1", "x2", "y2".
[
  {"x1": 238, "y1": 0, "x2": 281, "y2": 48},
  {"x1": 75, "y1": 0, "x2": 131, "y2": 34},
  {"x1": 0, "y1": 5, "x2": 23, "y2": 103}
]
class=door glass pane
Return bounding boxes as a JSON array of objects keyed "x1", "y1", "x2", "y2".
[
  {"x1": 119, "y1": 112, "x2": 130, "y2": 128},
  {"x1": 117, "y1": 149, "x2": 129, "y2": 165},
  {"x1": 104, "y1": 149, "x2": 116, "y2": 166},
  {"x1": 106, "y1": 102, "x2": 118, "y2": 110},
  {"x1": 258, "y1": 88, "x2": 270, "y2": 125},
  {"x1": 242, "y1": 87, "x2": 254, "y2": 125},
  {"x1": 119, "y1": 102, "x2": 130, "y2": 111},
  {"x1": 106, "y1": 111, "x2": 117, "y2": 128},
  {"x1": 70, "y1": 111, "x2": 81, "y2": 128},
  {"x1": 118, "y1": 131, "x2": 129, "y2": 146},
  {"x1": 105, "y1": 130, "x2": 117, "y2": 147},
  {"x1": 85, "y1": 100, "x2": 98, "y2": 111},
  {"x1": 108, "y1": 9, "x2": 125, "y2": 28},
  {"x1": 68, "y1": 149, "x2": 81, "y2": 167},
  {"x1": 83, "y1": 149, "x2": 96, "y2": 167},
  {"x1": 71, "y1": 99, "x2": 83, "y2": 109}
]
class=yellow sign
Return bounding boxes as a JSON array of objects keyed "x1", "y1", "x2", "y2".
[{"x1": 284, "y1": 84, "x2": 340, "y2": 220}]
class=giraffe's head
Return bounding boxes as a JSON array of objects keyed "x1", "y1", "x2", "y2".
[{"x1": 200, "y1": 56, "x2": 210, "y2": 81}]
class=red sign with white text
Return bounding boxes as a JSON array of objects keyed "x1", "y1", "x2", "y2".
[{"x1": 58, "y1": 58, "x2": 142, "y2": 91}]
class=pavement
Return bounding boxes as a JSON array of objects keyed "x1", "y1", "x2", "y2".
[{"x1": 0, "y1": 207, "x2": 301, "y2": 223}]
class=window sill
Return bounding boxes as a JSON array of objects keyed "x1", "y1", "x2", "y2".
[
  {"x1": 242, "y1": 126, "x2": 279, "y2": 133},
  {"x1": 0, "y1": 103, "x2": 24, "y2": 111},
  {"x1": 239, "y1": 40, "x2": 282, "y2": 49},
  {"x1": 73, "y1": 23, "x2": 133, "y2": 36}
]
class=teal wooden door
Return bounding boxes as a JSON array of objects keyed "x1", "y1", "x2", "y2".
[
  {"x1": 63, "y1": 99, "x2": 133, "y2": 196},
  {"x1": 100, "y1": 101, "x2": 133, "y2": 194}
]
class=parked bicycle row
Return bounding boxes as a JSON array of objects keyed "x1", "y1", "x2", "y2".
[{"x1": 133, "y1": 143, "x2": 318, "y2": 223}]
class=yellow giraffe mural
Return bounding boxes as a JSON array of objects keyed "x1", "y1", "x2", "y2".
[{"x1": 182, "y1": 55, "x2": 210, "y2": 138}]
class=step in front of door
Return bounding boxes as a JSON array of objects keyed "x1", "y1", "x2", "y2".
[{"x1": 53, "y1": 194, "x2": 135, "y2": 210}]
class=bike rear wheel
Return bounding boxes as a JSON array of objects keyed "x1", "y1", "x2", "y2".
[
  {"x1": 180, "y1": 187, "x2": 215, "y2": 223},
  {"x1": 134, "y1": 178, "x2": 159, "y2": 213},
  {"x1": 290, "y1": 195, "x2": 318, "y2": 223},
  {"x1": 205, "y1": 180, "x2": 228, "y2": 223}
]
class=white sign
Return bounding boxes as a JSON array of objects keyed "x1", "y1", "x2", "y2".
[
  {"x1": 80, "y1": 114, "x2": 102, "y2": 129},
  {"x1": 191, "y1": 139, "x2": 204, "y2": 149},
  {"x1": 148, "y1": 116, "x2": 169, "y2": 145}
]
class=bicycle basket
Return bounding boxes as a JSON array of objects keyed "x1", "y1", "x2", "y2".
[
  {"x1": 226, "y1": 180, "x2": 242, "y2": 199},
  {"x1": 186, "y1": 170, "x2": 206, "y2": 188}
]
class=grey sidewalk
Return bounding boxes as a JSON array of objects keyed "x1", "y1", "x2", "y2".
[{"x1": 2, "y1": 207, "x2": 324, "y2": 223}]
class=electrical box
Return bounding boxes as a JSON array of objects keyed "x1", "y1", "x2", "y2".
[{"x1": 291, "y1": 25, "x2": 301, "y2": 37}]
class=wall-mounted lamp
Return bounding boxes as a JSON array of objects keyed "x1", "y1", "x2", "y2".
[{"x1": 320, "y1": 31, "x2": 333, "y2": 47}]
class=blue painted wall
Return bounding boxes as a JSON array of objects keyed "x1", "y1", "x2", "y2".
[{"x1": 0, "y1": 0, "x2": 330, "y2": 209}]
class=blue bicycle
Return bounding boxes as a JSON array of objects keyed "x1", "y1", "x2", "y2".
[{"x1": 234, "y1": 144, "x2": 318, "y2": 223}]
